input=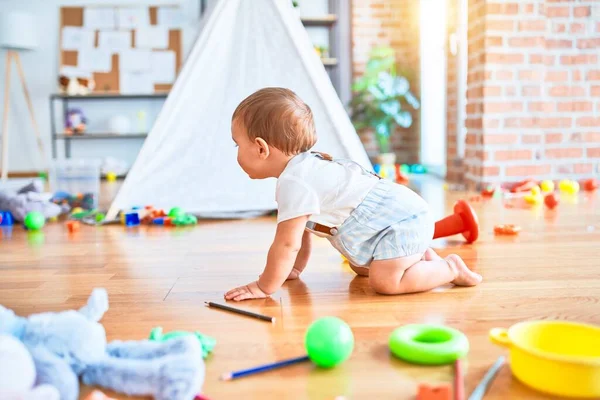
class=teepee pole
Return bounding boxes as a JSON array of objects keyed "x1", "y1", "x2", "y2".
[{"x1": 1, "y1": 51, "x2": 13, "y2": 181}]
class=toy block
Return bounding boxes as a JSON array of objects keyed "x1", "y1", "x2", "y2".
[
  {"x1": 417, "y1": 383, "x2": 451, "y2": 400},
  {"x1": 0, "y1": 211, "x2": 13, "y2": 226},
  {"x1": 66, "y1": 220, "x2": 80, "y2": 233},
  {"x1": 124, "y1": 212, "x2": 140, "y2": 226}
]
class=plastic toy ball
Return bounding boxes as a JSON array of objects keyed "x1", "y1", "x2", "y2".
[
  {"x1": 24, "y1": 211, "x2": 45, "y2": 230},
  {"x1": 583, "y1": 178, "x2": 598, "y2": 192},
  {"x1": 540, "y1": 180, "x2": 554, "y2": 193},
  {"x1": 524, "y1": 193, "x2": 542, "y2": 205},
  {"x1": 400, "y1": 164, "x2": 410, "y2": 174},
  {"x1": 559, "y1": 180, "x2": 579, "y2": 195},
  {"x1": 106, "y1": 172, "x2": 117, "y2": 182},
  {"x1": 168, "y1": 207, "x2": 185, "y2": 218},
  {"x1": 305, "y1": 317, "x2": 354, "y2": 368},
  {"x1": 530, "y1": 185, "x2": 541, "y2": 196},
  {"x1": 544, "y1": 193, "x2": 559, "y2": 210}
]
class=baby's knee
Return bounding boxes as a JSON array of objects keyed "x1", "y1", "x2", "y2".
[{"x1": 369, "y1": 274, "x2": 405, "y2": 295}]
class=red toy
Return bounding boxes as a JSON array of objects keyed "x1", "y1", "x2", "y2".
[
  {"x1": 433, "y1": 200, "x2": 479, "y2": 243},
  {"x1": 544, "y1": 193, "x2": 559, "y2": 209},
  {"x1": 481, "y1": 185, "x2": 496, "y2": 197},
  {"x1": 511, "y1": 179, "x2": 537, "y2": 193},
  {"x1": 417, "y1": 383, "x2": 451, "y2": 400},
  {"x1": 583, "y1": 178, "x2": 598, "y2": 192},
  {"x1": 494, "y1": 224, "x2": 521, "y2": 235},
  {"x1": 66, "y1": 220, "x2": 80, "y2": 233}
]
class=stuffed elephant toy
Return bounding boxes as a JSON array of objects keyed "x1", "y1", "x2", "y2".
[{"x1": 0, "y1": 288, "x2": 205, "y2": 400}]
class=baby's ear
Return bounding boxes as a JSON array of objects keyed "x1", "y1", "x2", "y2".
[{"x1": 255, "y1": 137, "x2": 270, "y2": 158}]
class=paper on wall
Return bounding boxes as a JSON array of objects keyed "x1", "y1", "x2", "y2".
[
  {"x1": 83, "y1": 8, "x2": 116, "y2": 30},
  {"x1": 119, "y1": 49, "x2": 152, "y2": 72},
  {"x1": 120, "y1": 70, "x2": 154, "y2": 94},
  {"x1": 135, "y1": 26, "x2": 169, "y2": 49},
  {"x1": 60, "y1": 66, "x2": 92, "y2": 79},
  {"x1": 98, "y1": 31, "x2": 131, "y2": 53},
  {"x1": 117, "y1": 7, "x2": 150, "y2": 29},
  {"x1": 78, "y1": 48, "x2": 112, "y2": 73},
  {"x1": 151, "y1": 51, "x2": 176, "y2": 83},
  {"x1": 61, "y1": 27, "x2": 95, "y2": 51},
  {"x1": 157, "y1": 7, "x2": 184, "y2": 28}
]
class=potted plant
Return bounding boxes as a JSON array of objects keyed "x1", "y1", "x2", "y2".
[{"x1": 349, "y1": 47, "x2": 420, "y2": 165}]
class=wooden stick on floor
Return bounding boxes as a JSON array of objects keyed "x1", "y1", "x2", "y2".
[
  {"x1": 13, "y1": 52, "x2": 47, "y2": 168},
  {"x1": 1, "y1": 51, "x2": 13, "y2": 181}
]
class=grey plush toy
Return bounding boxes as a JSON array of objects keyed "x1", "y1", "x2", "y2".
[
  {"x1": 0, "y1": 181, "x2": 63, "y2": 221},
  {"x1": 0, "y1": 288, "x2": 205, "y2": 400}
]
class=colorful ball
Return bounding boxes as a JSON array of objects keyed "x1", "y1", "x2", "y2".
[
  {"x1": 305, "y1": 317, "x2": 354, "y2": 368},
  {"x1": 24, "y1": 211, "x2": 45, "y2": 231},
  {"x1": 106, "y1": 172, "x2": 117, "y2": 182},
  {"x1": 540, "y1": 180, "x2": 554, "y2": 193}
]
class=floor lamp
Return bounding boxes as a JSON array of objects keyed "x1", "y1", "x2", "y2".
[{"x1": 0, "y1": 11, "x2": 46, "y2": 181}]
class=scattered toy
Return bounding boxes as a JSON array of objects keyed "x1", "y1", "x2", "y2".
[
  {"x1": 511, "y1": 179, "x2": 537, "y2": 193},
  {"x1": 544, "y1": 193, "x2": 559, "y2": 210},
  {"x1": 106, "y1": 172, "x2": 117, "y2": 182},
  {"x1": 417, "y1": 383, "x2": 451, "y2": 400},
  {"x1": 481, "y1": 185, "x2": 496, "y2": 197},
  {"x1": 540, "y1": 180, "x2": 554, "y2": 193},
  {"x1": 205, "y1": 301, "x2": 275, "y2": 323},
  {"x1": 582, "y1": 178, "x2": 598, "y2": 192},
  {"x1": 433, "y1": 200, "x2": 479, "y2": 243},
  {"x1": 23, "y1": 211, "x2": 45, "y2": 231},
  {"x1": 149, "y1": 327, "x2": 216, "y2": 359},
  {"x1": 66, "y1": 220, "x2": 81, "y2": 233},
  {"x1": 468, "y1": 356, "x2": 505, "y2": 400},
  {"x1": 559, "y1": 179, "x2": 579, "y2": 195},
  {"x1": 494, "y1": 224, "x2": 521, "y2": 235},
  {"x1": 389, "y1": 324, "x2": 469, "y2": 365}
]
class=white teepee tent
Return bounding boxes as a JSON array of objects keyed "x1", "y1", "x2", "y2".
[{"x1": 107, "y1": 0, "x2": 371, "y2": 220}]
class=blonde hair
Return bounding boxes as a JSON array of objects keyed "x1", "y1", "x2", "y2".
[{"x1": 232, "y1": 87, "x2": 316, "y2": 155}]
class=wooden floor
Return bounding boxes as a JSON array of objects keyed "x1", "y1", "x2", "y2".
[{"x1": 1, "y1": 179, "x2": 599, "y2": 399}]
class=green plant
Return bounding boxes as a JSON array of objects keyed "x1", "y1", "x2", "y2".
[{"x1": 349, "y1": 47, "x2": 420, "y2": 154}]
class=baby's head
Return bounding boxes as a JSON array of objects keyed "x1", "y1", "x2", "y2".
[{"x1": 232, "y1": 87, "x2": 316, "y2": 179}]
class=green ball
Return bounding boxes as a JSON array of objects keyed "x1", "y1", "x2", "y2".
[
  {"x1": 305, "y1": 317, "x2": 354, "y2": 368},
  {"x1": 168, "y1": 207, "x2": 185, "y2": 218},
  {"x1": 24, "y1": 211, "x2": 45, "y2": 230}
]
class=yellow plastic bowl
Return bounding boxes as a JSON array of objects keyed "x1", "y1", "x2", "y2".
[{"x1": 490, "y1": 321, "x2": 600, "y2": 398}]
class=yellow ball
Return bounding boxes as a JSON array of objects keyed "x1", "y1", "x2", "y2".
[
  {"x1": 530, "y1": 185, "x2": 541, "y2": 196},
  {"x1": 106, "y1": 172, "x2": 117, "y2": 182},
  {"x1": 71, "y1": 207, "x2": 84, "y2": 214},
  {"x1": 540, "y1": 180, "x2": 554, "y2": 193},
  {"x1": 524, "y1": 193, "x2": 543, "y2": 205},
  {"x1": 559, "y1": 180, "x2": 579, "y2": 194}
]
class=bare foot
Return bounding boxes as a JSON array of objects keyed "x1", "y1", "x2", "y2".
[
  {"x1": 422, "y1": 248, "x2": 443, "y2": 261},
  {"x1": 445, "y1": 254, "x2": 482, "y2": 286},
  {"x1": 286, "y1": 268, "x2": 301, "y2": 280}
]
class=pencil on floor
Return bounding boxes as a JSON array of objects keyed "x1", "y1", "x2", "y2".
[
  {"x1": 221, "y1": 355, "x2": 310, "y2": 381},
  {"x1": 454, "y1": 359, "x2": 465, "y2": 400},
  {"x1": 468, "y1": 356, "x2": 506, "y2": 400},
  {"x1": 204, "y1": 301, "x2": 276, "y2": 322}
]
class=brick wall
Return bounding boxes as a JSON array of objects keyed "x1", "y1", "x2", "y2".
[
  {"x1": 446, "y1": 0, "x2": 463, "y2": 182},
  {"x1": 464, "y1": 0, "x2": 600, "y2": 186},
  {"x1": 351, "y1": 0, "x2": 421, "y2": 164}
]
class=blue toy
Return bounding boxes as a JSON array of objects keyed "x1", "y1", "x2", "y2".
[
  {"x1": 124, "y1": 212, "x2": 140, "y2": 226},
  {"x1": 153, "y1": 217, "x2": 165, "y2": 225},
  {"x1": 0, "y1": 288, "x2": 205, "y2": 400},
  {"x1": 0, "y1": 210, "x2": 13, "y2": 226},
  {"x1": 373, "y1": 164, "x2": 381, "y2": 174},
  {"x1": 410, "y1": 164, "x2": 427, "y2": 174}
]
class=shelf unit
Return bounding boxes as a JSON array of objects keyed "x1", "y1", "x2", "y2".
[{"x1": 49, "y1": 93, "x2": 167, "y2": 158}]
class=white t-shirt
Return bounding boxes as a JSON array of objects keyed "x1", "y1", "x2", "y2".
[{"x1": 275, "y1": 152, "x2": 379, "y2": 226}]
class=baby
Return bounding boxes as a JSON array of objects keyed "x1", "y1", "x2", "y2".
[{"x1": 225, "y1": 88, "x2": 482, "y2": 302}]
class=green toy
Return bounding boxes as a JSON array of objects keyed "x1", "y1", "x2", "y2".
[
  {"x1": 173, "y1": 214, "x2": 197, "y2": 226},
  {"x1": 304, "y1": 316, "x2": 354, "y2": 368},
  {"x1": 389, "y1": 324, "x2": 469, "y2": 365},
  {"x1": 24, "y1": 211, "x2": 45, "y2": 230},
  {"x1": 149, "y1": 327, "x2": 216, "y2": 359},
  {"x1": 95, "y1": 213, "x2": 105, "y2": 223},
  {"x1": 168, "y1": 207, "x2": 185, "y2": 219}
]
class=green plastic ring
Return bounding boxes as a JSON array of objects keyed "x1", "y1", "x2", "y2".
[{"x1": 389, "y1": 324, "x2": 469, "y2": 365}]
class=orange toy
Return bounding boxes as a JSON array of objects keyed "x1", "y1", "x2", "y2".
[
  {"x1": 66, "y1": 220, "x2": 80, "y2": 233},
  {"x1": 433, "y1": 200, "x2": 479, "y2": 243},
  {"x1": 417, "y1": 383, "x2": 451, "y2": 400},
  {"x1": 494, "y1": 224, "x2": 521, "y2": 235},
  {"x1": 84, "y1": 390, "x2": 117, "y2": 400},
  {"x1": 511, "y1": 179, "x2": 537, "y2": 193},
  {"x1": 544, "y1": 193, "x2": 559, "y2": 209},
  {"x1": 583, "y1": 178, "x2": 598, "y2": 192}
]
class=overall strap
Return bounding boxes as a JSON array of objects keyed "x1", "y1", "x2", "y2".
[{"x1": 310, "y1": 151, "x2": 381, "y2": 179}]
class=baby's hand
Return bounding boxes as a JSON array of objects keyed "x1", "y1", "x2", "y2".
[{"x1": 225, "y1": 281, "x2": 268, "y2": 301}]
